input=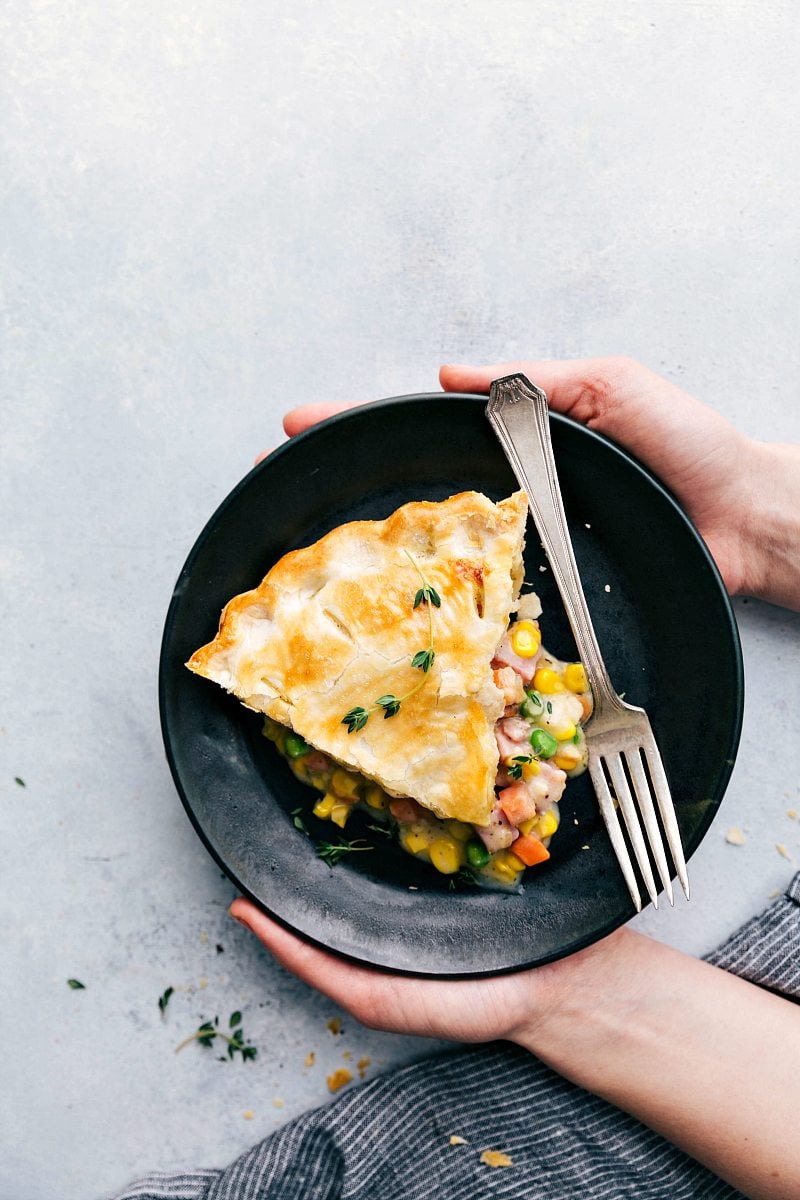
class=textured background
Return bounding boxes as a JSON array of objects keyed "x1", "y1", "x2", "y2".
[{"x1": 2, "y1": 3, "x2": 799, "y2": 1198}]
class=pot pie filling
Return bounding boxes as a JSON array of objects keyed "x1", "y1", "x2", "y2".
[{"x1": 264, "y1": 604, "x2": 592, "y2": 889}]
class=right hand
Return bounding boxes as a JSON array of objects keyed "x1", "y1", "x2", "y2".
[
  {"x1": 281, "y1": 356, "x2": 800, "y2": 610},
  {"x1": 440, "y1": 357, "x2": 754, "y2": 598}
]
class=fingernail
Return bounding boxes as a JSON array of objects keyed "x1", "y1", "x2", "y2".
[{"x1": 229, "y1": 906, "x2": 254, "y2": 933}]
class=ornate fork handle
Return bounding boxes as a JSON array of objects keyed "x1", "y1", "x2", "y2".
[{"x1": 486, "y1": 373, "x2": 625, "y2": 718}]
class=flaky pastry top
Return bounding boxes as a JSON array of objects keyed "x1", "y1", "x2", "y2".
[{"x1": 187, "y1": 490, "x2": 528, "y2": 825}]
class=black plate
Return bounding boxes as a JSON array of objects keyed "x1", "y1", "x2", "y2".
[{"x1": 159, "y1": 394, "x2": 744, "y2": 976}]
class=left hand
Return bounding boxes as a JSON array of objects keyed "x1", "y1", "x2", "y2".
[{"x1": 229, "y1": 896, "x2": 624, "y2": 1043}]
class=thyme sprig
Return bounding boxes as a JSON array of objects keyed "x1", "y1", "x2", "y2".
[
  {"x1": 316, "y1": 838, "x2": 374, "y2": 867},
  {"x1": 507, "y1": 755, "x2": 534, "y2": 781},
  {"x1": 342, "y1": 551, "x2": 440, "y2": 734},
  {"x1": 175, "y1": 1011, "x2": 257, "y2": 1061}
]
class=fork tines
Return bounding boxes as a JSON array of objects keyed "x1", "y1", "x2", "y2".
[{"x1": 589, "y1": 730, "x2": 689, "y2": 912}]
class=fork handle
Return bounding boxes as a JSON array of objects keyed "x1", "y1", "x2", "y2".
[{"x1": 487, "y1": 374, "x2": 620, "y2": 714}]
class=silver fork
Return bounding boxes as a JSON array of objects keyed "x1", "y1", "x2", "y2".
[{"x1": 487, "y1": 373, "x2": 689, "y2": 911}]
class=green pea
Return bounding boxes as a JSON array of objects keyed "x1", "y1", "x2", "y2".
[
  {"x1": 529, "y1": 728, "x2": 558, "y2": 759},
  {"x1": 466, "y1": 839, "x2": 490, "y2": 869},
  {"x1": 285, "y1": 732, "x2": 311, "y2": 759}
]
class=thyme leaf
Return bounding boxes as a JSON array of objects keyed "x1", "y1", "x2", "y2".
[
  {"x1": 413, "y1": 584, "x2": 441, "y2": 609},
  {"x1": 507, "y1": 755, "x2": 533, "y2": 781},
  {"x1": 67, "y1": 978, "x2": 85, "y2": 990},
  {"x1": 158, "y1": 986, "x2": 174, "y2": 1014},
  {"x1": 291, "y1": 806, "x2": 309, "y2": 836},
  {"x1": 342, "y1": 706, "x2": 370, "y2": 734}
]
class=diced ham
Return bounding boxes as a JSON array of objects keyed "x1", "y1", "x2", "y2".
[
  {"x1": 305, "y1": 751, "x2": 332, "y2": 773},
  {"x1": 492, "y1": 633, "x2": 541, "y2": 684},
  {"x1": 526, "y1": 759, "x2": 568, "y2": 809},
  {"x1": 476, "y1": 799, "x2": 520, "y2": 853},
  {"x1": 389, "y1": 797, "x2": 426, "y2": 824},
  {"x1": 494, "y1": 714, "x2": 532, "y2": 760}
]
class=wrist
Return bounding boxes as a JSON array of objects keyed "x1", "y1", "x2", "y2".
[{"x1": 509, "y1": 926, "x2": 651, "y2": 1056}]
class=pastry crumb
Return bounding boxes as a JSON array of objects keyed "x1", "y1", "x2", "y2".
[
  {"x1": 242, "y1": 1110, "x2": 254, "y2": 1120},
  {"x1": 581, "y1": 844, "x2": 590, "y2": 850},
  {"x1": 272, "y1": 1097, "x2": 284, "y2": 1108},
  {"x1": 538, "y1": 565, "x2": 548, "y2": 573},
  {"x1": 584, "y1": 523, "x2": 591, "y2": 529},
  {"x1": 408, "y1": 885, "x2": 419, "y2": 890},
  {"x1": 725, "y1": 826, "x2": 747, "y2": 846},
  {"x1": 304, "y1": 1051, "x2": 316, "y2": 1068},
  {"x1": 480, "y1": 1149, "x2": 513, "y2": 1168},
  {"x1": 603, "y1": 584, "x2": 611, "y2": 593},
  {"x1": 198, "y1": 976, "x2": 208, "y2": 989},
  {"x1": 327, "y1": 1068, "x2": 353, "y2": 1094},
  {"x1": 326, "y1": 1017, "x2": 342, "y2": 1035},
  {"x1": 342, "y1": 1049, "x2": 353, "y2": 1060},
  {"x1": 199, "y1": 930, "x2": 209, "y2": 944},
  {"x1": 775, "y1": 843, "x2": 792, "y2": 861},
  {"x1": 787, "y1": 809, "x2": 798, "y2": 820},
  {"x1": 356, "y1": 1056, "x2": 371, "y2": 1079},
  {"x1": 449, "y1": 1135, "x2": 467, "y2": 1146}
]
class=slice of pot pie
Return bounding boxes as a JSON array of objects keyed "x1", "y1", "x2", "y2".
[{"x1": 187, "y1": 490, "x2": 529, "y2": 826}]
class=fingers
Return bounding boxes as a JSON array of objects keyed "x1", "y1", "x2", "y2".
[
  {"x1": 253, "y1": 446, "x2": 275, "y2": 465},
  {"x1": 229, "y1": 898, "x2": 379, "y2": 1019},
  {"x1": 439, "y1": 357, "x2": 642, "y2": 425},
  {"x1": 283, "y1": 400, "x2": 364, "y2": 438}
]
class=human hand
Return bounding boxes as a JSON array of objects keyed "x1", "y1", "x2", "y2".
[
  {"x1": 282, "y1": 357, "x2": 800, "y2": 610},
  {"x1": 229, "y1": 895, "x2": 625, "y2": 1044}
]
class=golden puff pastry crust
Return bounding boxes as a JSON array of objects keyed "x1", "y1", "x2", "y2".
[{"x1": 187, "y1": 490, "x2": 528, "y2": 825}]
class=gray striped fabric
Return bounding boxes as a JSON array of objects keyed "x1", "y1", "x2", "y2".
[{"x1": 112, "y1": 873, "x2": 800, "y2": 1200}]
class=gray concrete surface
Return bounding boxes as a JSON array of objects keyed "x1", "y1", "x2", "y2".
[{"x1": 2, "y1": 2, "x2": 799, "y2": 1197}]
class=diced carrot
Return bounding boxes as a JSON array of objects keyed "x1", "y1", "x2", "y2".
[
  {"x1": 498, "y1": 783, "x2": 537, "y2": 826},
  {"x1": 512, "y1": 834, "x2": 551, "y2": 867}
]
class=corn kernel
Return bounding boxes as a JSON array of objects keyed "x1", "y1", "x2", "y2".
[
  {"x1": 492, "y1": 850, "x2": 525, "y2": 881},
  {"x1": 510, "y1": 620, "x2": 541, "y2": 659},
  {"x1": 313, "y1": 793, "x2": 336, "y2": 820},
  {"x1": 552, "y1": 721, "x2": 577, "y2": 742},
  {"x1": 445, "y1": 819, "x2": 473, "y2": 843},
  {"x1": 330, "y1": 801, "x2": 354, "y2": 828},
  {"x1": 564, "y1": 663, "x2": 588, "y2": 693},
  {"x1": 521, "y1": 759, "x2": 541, "y2": 781},
  {"x1": 429, "y1": 837, "x2": 462, "y2": 874},
  {"x1": 537, "y1": 810, "x2": 559, "y2": 839},
  {"x1": 532, "y1": 667, "x2": 565, "y2": 694},
  {"x1": 553, "y1": 750, "x2": 581, "y2": 772},
  {"x1": 331, "y1": 769, "x2": 361, "y2": 800},
  {"x1": 364, "y1": 784, "x2": 388, "y2": 809},
  {"x1": 403, "y1": 828, "x2": 430, "y2": 855},
  {"x1": 518, "y1": 817, "x2": 537, "y2": 836}
]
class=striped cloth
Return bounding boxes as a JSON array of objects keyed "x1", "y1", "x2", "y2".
[{"x1": 114, "y1": 873, "x2": 800, "y2": 1200}]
